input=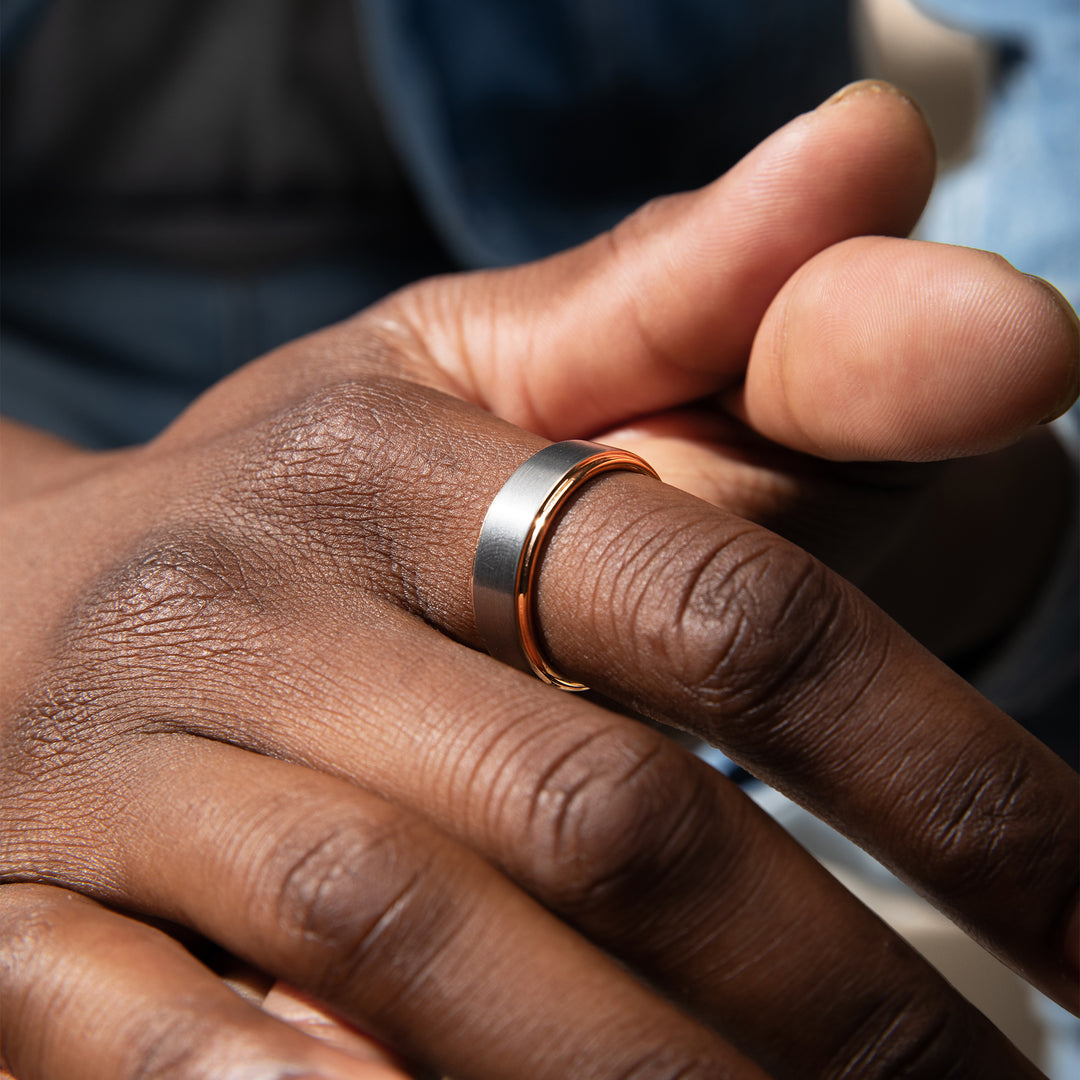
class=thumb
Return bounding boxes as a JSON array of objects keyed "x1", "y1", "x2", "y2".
[
  {"x1": 736, "y1": 235, "x2": 1080, "y2": 462},
  {"x1": 389, "y1": 80, "x2": 936, "y2": 438}
]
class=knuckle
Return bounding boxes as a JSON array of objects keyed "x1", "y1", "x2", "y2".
[
  {"x1": 246, "y1": 377, "x2": 473, "y2": 594},
  {"x1": 250, "y1": 377, "x2": 448, "y2": 516},
  {"x1": 834, "y1": 985, "x2": 984, "y2": 1080},
  {"x1": 613, "y1": 193, "x2": 675, "y2": 248},
  {"x1": 263, "y1": 808, "x2": 456, "y2": 997},
  {"x1": 82, "y1": 532, "x2": 270, "y2": 648},
  {"x1": 912, "y1": 736, "x2": 1062, "y2": 899},
  {"x1": 253, "y1": 378, "x2": 411, "y2": 512},
  {"x1": 666, "y1": 527, "x2": 845, "y2": 719},
  {"x1": 603, "y1": 206, "x2": 684, "y2": 376},
  {"x1": 519, "y1": 723, "x2": 719, "y2": 916}
]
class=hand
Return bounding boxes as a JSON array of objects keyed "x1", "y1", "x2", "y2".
[
  {"x1": 385, "y1": 78, "x2": 1077, "y2": 665},
  {"x1": 2, "y1": 83, "x2": 1076, "y2": 1080}
]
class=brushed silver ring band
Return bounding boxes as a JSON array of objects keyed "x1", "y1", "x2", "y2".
[{"x1": 471, "y1": 440, "x2": 660, "y2": 691}]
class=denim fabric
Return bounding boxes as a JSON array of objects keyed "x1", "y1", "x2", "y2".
[
  {"x1": 0, "y1": 247, "x2": 451, "y2": 446},
  {"x1": 359, "y1": 0, "x2": 852, "y2": 265},
  {"x1": 915, "y1": 0, "x2": 1080, "y2": 306}
]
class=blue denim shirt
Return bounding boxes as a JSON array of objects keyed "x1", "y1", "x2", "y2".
[{"x1": 916, "y1": 0, "x2": 1080, "y2": 306}]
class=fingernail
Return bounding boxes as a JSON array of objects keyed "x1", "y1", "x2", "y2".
[
  {"x1": 1028, "y1": 275, "x2": 1080, "y2": 423},
  {"x1": 821, "y1": 78, "x2": 922, "y2": 115},
  {"x1": 1029, "y1": 274, "x2": 1080, "y2": 351}
]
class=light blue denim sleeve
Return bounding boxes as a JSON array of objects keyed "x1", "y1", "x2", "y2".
[{"x1": 915, "y1": 0, "x2": 1080, "y2": 305}]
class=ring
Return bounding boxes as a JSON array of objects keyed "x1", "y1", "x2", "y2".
[{"x1": 472, "y1": 440, "x2": 660, "y2": 691}]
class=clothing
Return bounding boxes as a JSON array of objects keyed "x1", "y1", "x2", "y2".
[{"x1": 915, "y1": 0, "x2": 1080, "y2": 306}]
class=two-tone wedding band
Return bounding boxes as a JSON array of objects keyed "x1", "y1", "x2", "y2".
[{"x1": 471, "y1": 440, "x2": 659, "y2": 691}]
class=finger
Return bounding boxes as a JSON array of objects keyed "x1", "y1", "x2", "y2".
[
  {"x1": 384, "y1": 79, "x2": 936, "y2": 438},
  {"x1": 589, "y1": 405, "x2": 934, "y2": 576},
  {"x1": 27, "y1": 736, "x2": 765, "y2": 1080},
  {"x1": 531, "y1": 468, "x2": 1080, "y2": 1010},
  {"x1": 590, "y1": 407, "x2": 1073, "y2": 660},
  {"x1": 0, "y1": 884, "x2": 408, "y2": 1080},
  {"x1": 734, "y1": 236, "x2": 1080, "y2": 461},
  {"x1": 129, "y1": 595, "x2": 1051, "y2": 1080}
]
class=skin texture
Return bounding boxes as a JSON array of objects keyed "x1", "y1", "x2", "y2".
[{"x1": 1, "y1": 83, "x2": 1078, "y2": 1079}]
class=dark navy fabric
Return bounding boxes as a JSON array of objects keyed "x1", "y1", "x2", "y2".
[
  {"x1": 0, "y1": 246, "x2": 453, "y2": 446},
  {"x1": 0, "y1": 0, "x2": 44, "y2": 47},
  {"x1": 359, "y1": 0, "x2": 852, "y2": 265}
]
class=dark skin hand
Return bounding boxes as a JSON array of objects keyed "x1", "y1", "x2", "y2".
[{"x1": 1, "y1": 82, "x2": 1077, "y2": 1080}]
